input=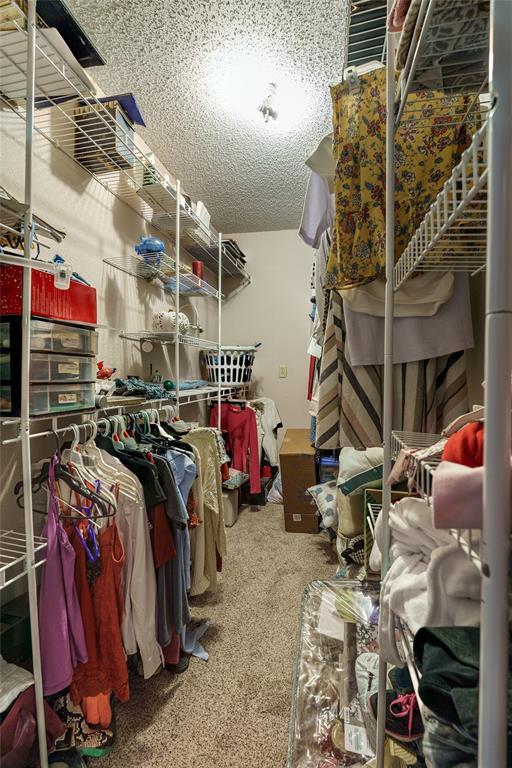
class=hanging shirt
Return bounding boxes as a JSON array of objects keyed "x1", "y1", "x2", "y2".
[
  {"x1": 98, "y1": 450, "x2": 163, "y2": 680},
  {"x1": 153, "y1": 455, "x2": 190, "y2": 643},
  {"x1": 249, "y1": 397, "x2": 283, "y2": 467},
  {"x1": 210, "y1": 403, "x2": 261, "y2": 493},
  {"x1": 299, "y1": 171, "x2": 335, "y2": 249}
]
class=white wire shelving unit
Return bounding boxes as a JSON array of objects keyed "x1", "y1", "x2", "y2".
[{"x1": 375, "y1": 2, "x2": 512, "y2": 767}]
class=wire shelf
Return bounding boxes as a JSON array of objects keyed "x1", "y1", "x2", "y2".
[
  {"x1": 163, "y1": 273, "x2": 222, "y2": 299},
  {"x1": 0, "y1": 529, "x2": 47, "y2": 589},
  {"x1": 102, "y1": 254, "x2": 221, "y2": 299},
  {"x1": 119, "y1": 331, "x2": 219, "y2": 350},
  {"x1": 393, "y1": 121, "x2": 488, "y2": 290},
  {"x1": 103, "y1": 252, "x2": 177, "y2": 279},
  {"x1": 0, "y1": 2, "x2": 248, "y2": 281},
  {"x1": 366, "y1": 502, "x2": 382, "y2": 539},
  {"x1": 396, "y1": 0, "x2": 490, "y2": 126}
]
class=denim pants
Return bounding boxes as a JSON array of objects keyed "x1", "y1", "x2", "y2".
[{"x1": 423, "y1": 709, "x2": 477, "y2": 768}]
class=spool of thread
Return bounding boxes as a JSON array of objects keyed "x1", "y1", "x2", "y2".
[{"x1": 192, "y1": 260, "x2": 204, "y2": 280}]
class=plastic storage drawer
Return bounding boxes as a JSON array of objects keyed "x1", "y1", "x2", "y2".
[
  {"x1": 29, "y1": 383, "x2": 95, "y2": 416},
  {"x1": 31, "y1": 352, "x2": 95, "y2": 383},
  {"x1": 30, "y1": 320, "x2": 98, "y2": 356}
]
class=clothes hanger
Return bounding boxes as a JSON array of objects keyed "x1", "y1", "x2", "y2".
[
  {"x1": 15, "y1": 454, "x2": 112, "y2": 516},
  {"x1": 84, "y1": 420, "x2": 140, "y2": 502},
  {"x1": 150, "y1": 407, "x2": 174, "y2": 438}
]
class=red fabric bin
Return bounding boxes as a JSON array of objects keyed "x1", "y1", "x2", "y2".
[{"x1": 0, "y1": 265, "x2": 97, "y2": 325}]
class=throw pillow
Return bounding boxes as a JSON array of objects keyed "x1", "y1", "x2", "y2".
[
  {"x1": 337, "y1": 446, "x2": 384, "y2": 496},
  {"x1": 307, "y1": 480, "x2": 338, "y2": 530}
]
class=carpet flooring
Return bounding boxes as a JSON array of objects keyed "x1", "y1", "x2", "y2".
[{"x1": 101, "y1": 504, "x2": 337, "y2": 768}]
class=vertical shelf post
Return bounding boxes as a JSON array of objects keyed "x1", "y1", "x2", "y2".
[
  {"x1": 217, "y1": 233, "x2": 222, "y2": 430},
  {"x1": 376, "y1": 10, "x2": 396, "y2": 768},
  {"x1": 22, "y1": 2, "x2": 48, "y2": 766},
  {"x1": 479, "y1": 0, "x2": 512, "y2": 764},
  {"x1": 175, "y1": 180, "x2": 181, "y2": 413}
]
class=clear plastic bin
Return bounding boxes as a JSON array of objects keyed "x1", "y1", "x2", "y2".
[
  {"x1": 30, "y1": 352, "x2": 95, "y2": 383},
  {"x1": 30, "y1": 382, "x2": 95, "y2": 415},
  {"x1": 30, "y1": 319, "x2": 98, "y2": 356},
  {"x1": 288, "y1": 580, "x2": 381, "y2": 768}
]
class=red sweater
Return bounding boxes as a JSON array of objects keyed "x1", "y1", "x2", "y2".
[{"x1": 211, "y1": 403, "x2": 261, "y2": 494}]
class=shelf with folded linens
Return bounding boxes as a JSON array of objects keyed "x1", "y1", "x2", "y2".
[
  {"x1": 393, "y1": 121, "x2": 488, "y2": 290},
  {"x1": 0, "y1": 2, "x2": 249, "y2": 283}
]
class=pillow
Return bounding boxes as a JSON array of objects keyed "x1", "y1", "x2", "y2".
[
  {"x1": 337, "y1": 447, "x2": 384, "y2": 496},
  {"x1": 307, "y1": 480, "x2": 338, "y2": 530},
  {"x1": 337, "y1": 489, "x2": 365, "y2": 538}
]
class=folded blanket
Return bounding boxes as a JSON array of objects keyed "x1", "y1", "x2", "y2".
[
  {"x1": 375, "y1": 498, "x2": 481, "y2": 664},
  {"x1": 433, "y1": 459, "x2": 512, "y2": 529},
  {"x1": 425, "y1": 544, "x2": 481, "y2": 627}
]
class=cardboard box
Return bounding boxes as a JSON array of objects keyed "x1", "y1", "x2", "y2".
[
  {"x1": 280, "y1": 429, "x2": 319, "y2": 533},
  {"x1": 284, "y1": 511, "x2": 320, "y2": 534}
]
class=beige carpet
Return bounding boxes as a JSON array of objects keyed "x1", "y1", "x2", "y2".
[{"x1": 101, "y1": 504, "x2": 337, "y2": 768}]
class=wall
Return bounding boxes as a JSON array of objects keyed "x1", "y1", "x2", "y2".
[{"x1": 223, "y1": 230, "x2": 313, "y2": 437}]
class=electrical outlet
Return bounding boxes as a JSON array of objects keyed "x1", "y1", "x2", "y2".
[{"x1": 279, "y1": 364, "x2": 287, "y2": 378}]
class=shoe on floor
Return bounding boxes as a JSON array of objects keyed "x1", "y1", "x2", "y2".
[
  {"x1": 165, "y1": 652, "x2": 190, "y2": 674},
  {"x1": 369, "y1": 690, "x2": 423, "y2": 742}
]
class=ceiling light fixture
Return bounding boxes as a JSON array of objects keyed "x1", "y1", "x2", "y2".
[{"x1": 258, "y1": 82, "x2": 278, "y2": 122}]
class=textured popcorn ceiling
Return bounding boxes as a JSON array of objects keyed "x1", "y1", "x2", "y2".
[{"x1": 66, "y1": 0, "x2": 348, "y2": 233}]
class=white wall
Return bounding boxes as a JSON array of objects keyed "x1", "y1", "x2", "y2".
[{"x1": 224, "y1": 230, "x2": 313, "y2": 436}]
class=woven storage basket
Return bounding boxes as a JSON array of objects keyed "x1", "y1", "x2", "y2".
[{"x1": 203, "y1": 346, "x2": 257, "y2": 385}]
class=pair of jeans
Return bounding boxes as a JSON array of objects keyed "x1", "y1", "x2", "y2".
[{"x1": 423, "y1": 708, "x2": 477, "y2": 768}]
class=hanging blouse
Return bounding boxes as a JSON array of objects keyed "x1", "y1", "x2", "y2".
[
  {"x1": 326, "y1": 67, "x2": 476, "y2": 289},
  {"x1": 70, "y1": 522, "x2": 129, "y2": 705},
  {"x1": 38, "y1": 456, "x2": 88, "y2": 696}
]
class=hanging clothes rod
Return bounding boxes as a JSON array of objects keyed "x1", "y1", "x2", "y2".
[{"x1": 1, "y1": 401, "x2": 179, "y2": 445}]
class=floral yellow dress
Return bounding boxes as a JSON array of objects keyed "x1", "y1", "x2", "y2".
[{"x1": 326, "y1": 67, "x2": 475, "y2": 288}]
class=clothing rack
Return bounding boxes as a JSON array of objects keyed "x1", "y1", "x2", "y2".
[{"x1": 375, "y1": 2, "x2": 512, "y2": 767}]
